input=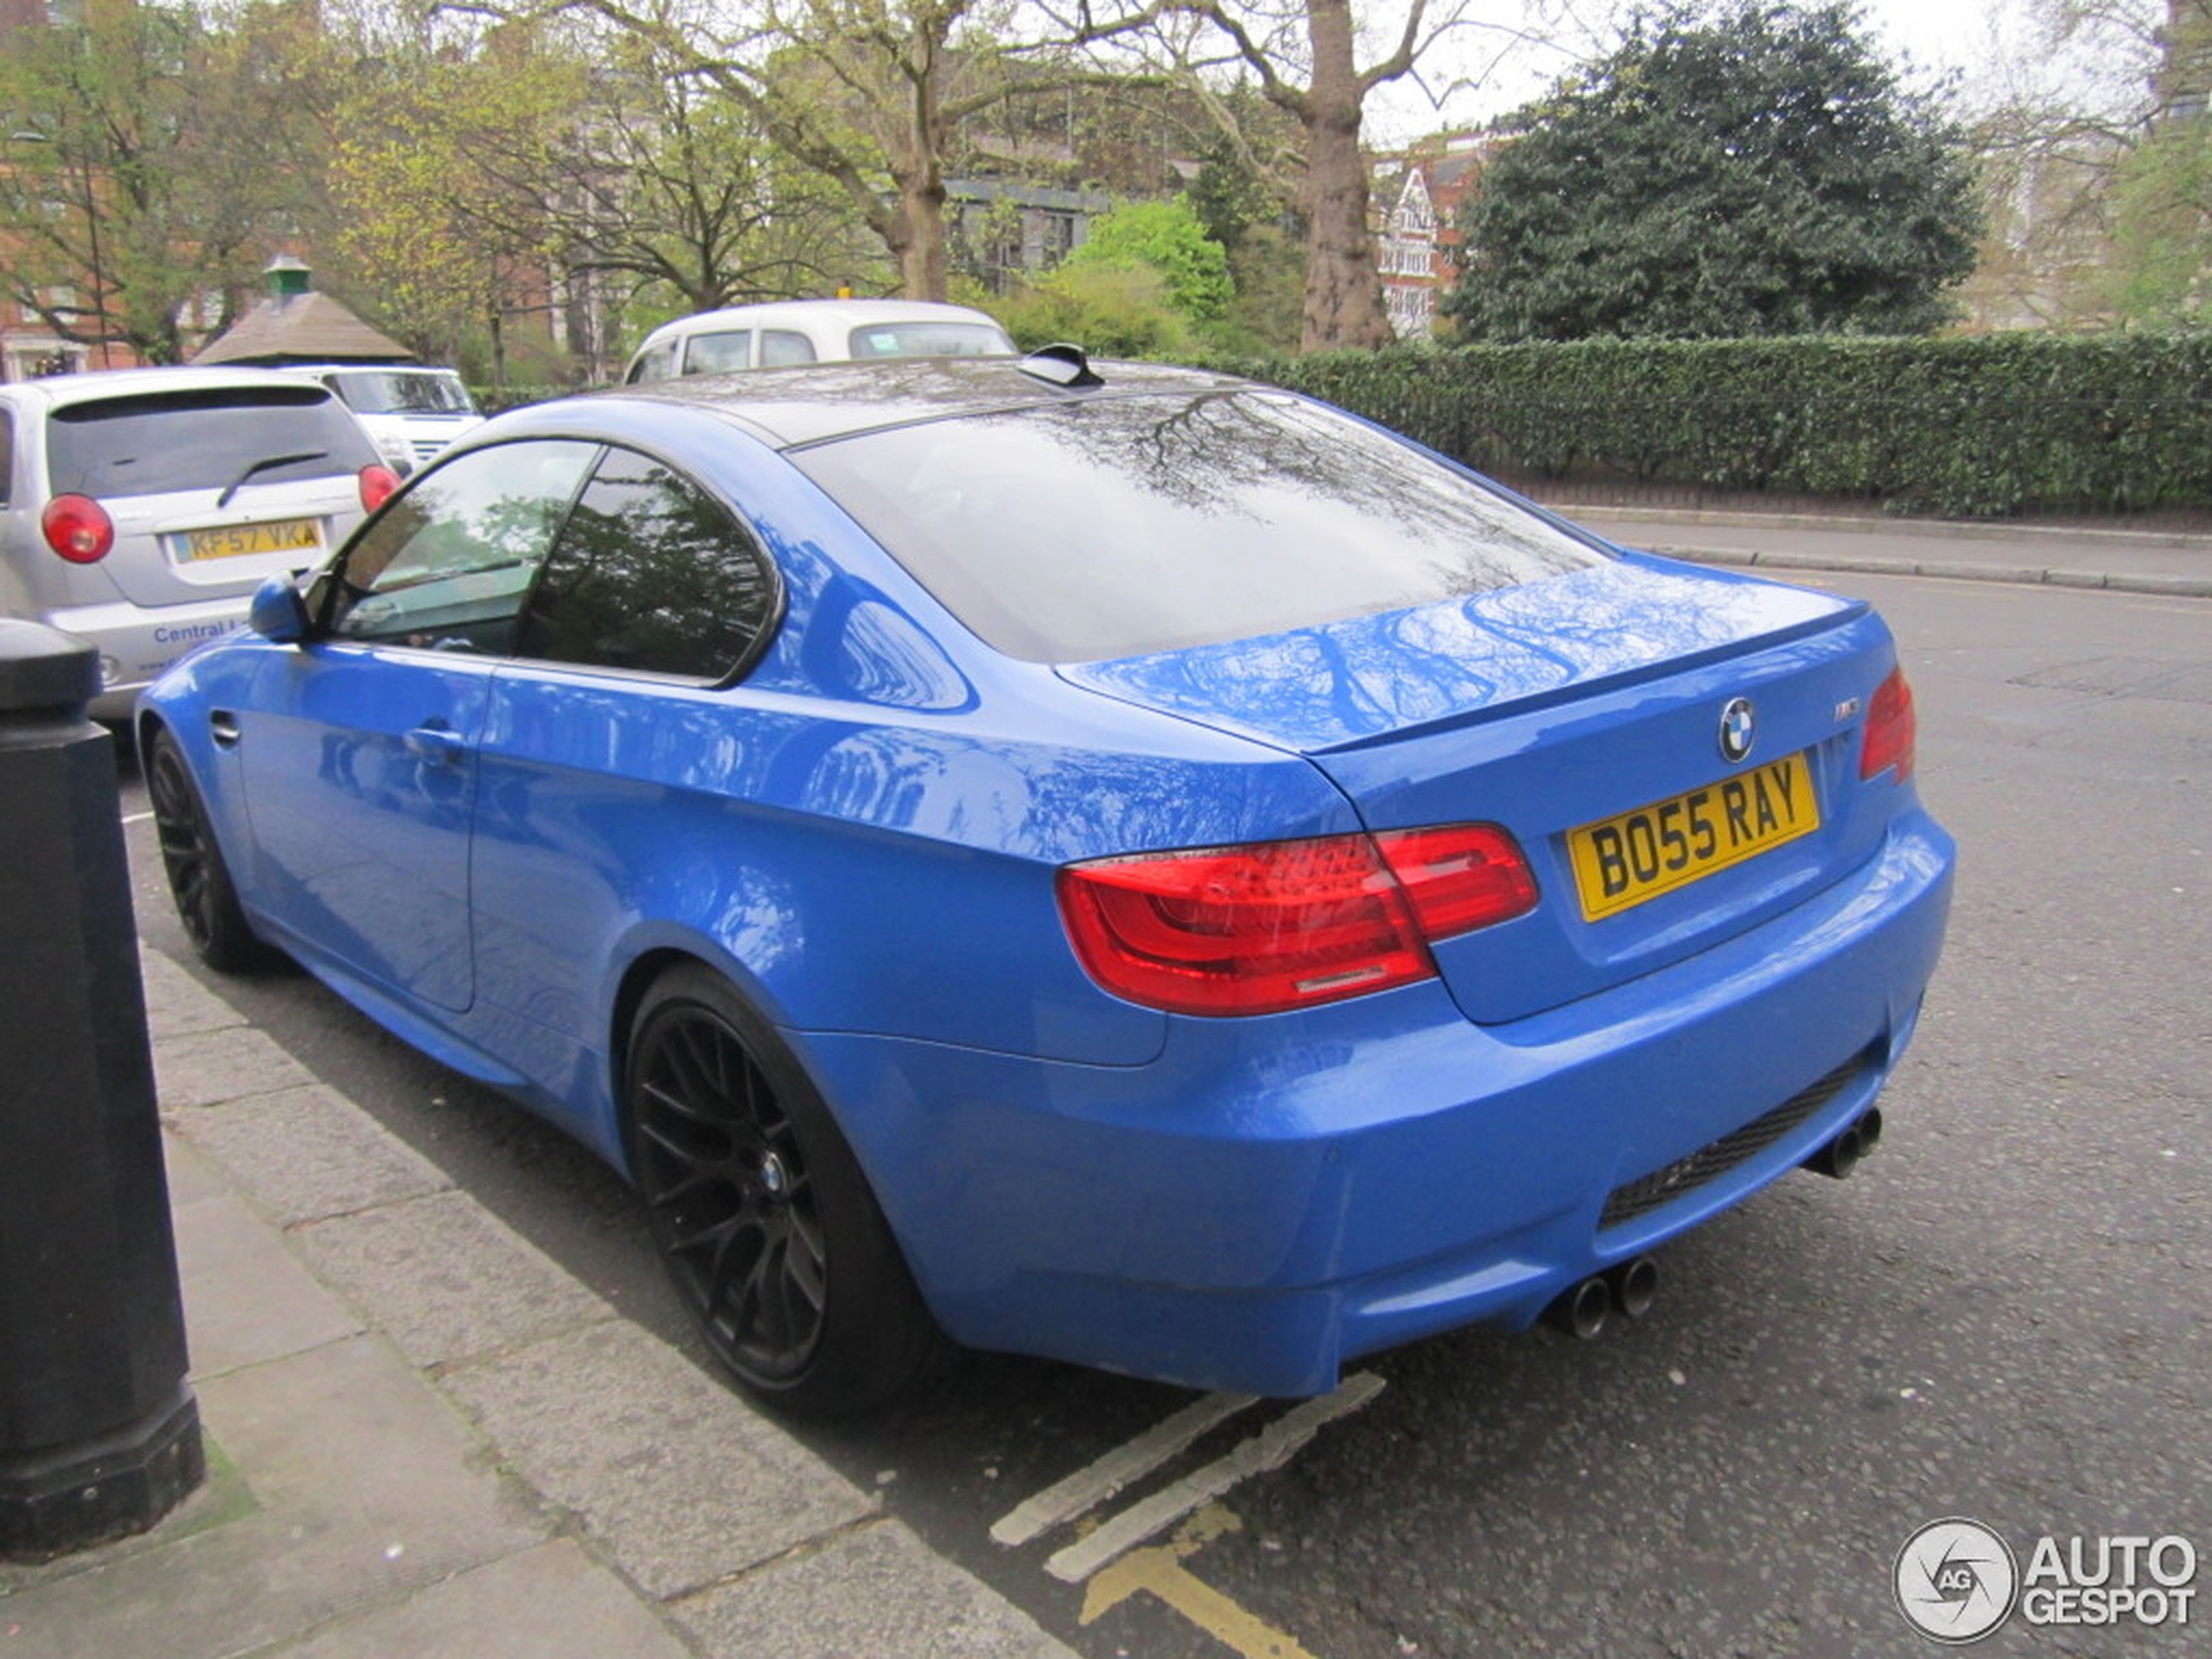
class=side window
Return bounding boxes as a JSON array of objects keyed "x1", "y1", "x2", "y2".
[
  {"x1": 626, "y1": 341, "x2": 678, "y2": 384},
  {"x1": 326, "y1": 440, "x2": 600, "y2": 651},
  {"x1": 681, "y1": 330, "x2": 752, "y2": 375},
  {"x1": 760, "y1": 329, "x2": 817, "y2": 367},
  {"x1": 0, "y1": 407, "x2": 13, "y2": 507},
  {"x1": 515, "y1": 446, "x2": 778, "y2": 680}
]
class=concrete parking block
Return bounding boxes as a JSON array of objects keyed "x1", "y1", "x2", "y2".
[
  {"x1": 152, "y1": 1024, "x2": 316, "y2": 1108},
  {"x1": 280, "y1": 1540, "x2": 694, "y2": 1659},
  {"x1": 672, "y1": 1520, "x2": 1079, "y2": 1659},
  {"x1": 167, "y1": 1082, "x2": 451, "y2": 1226},
  {"x1": 289, "y1": 1188, "x2": 611, "y2": 1370},
  {"x1": 441, "y1": 1320, "x2": 878, "y2": 1600}
]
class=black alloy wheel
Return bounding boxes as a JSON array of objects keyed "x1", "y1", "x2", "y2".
[
  {"x1": 145, "y1": 728, "x2": 264, "y2": 972},
  {"x1": 625, "y1": 966, "x2": 942, "y2": 1416}
]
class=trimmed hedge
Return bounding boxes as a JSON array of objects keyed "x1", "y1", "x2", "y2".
[{"x1": 1192, "y1": 334, "x2": 2212, "y2": 518}]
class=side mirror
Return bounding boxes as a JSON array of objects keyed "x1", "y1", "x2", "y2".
[{"x1": 247, "y1": 573, "x2": 309, "y2": 644}]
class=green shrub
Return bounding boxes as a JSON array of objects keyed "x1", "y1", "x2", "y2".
[{"x1": 1185, "y1": 334, "x2": 2212, "y2": 517}]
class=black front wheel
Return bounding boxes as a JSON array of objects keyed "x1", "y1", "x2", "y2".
[
  {"x1": 624, "y1": 965, "x2": 944, "y2": 1417},
  {"x1": 145, "y1": 727, "x2": 267, "y2": 973}
]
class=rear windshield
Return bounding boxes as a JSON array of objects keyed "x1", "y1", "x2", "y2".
[
  {"x1": 792, "y1": 390, "x2": 1608, "y2": 662},
  {"x1": 323, "y1": 370, "x2": 476, "y2": 416},
  {"x1": 846, "y1": 321, "x2": 1011, "y2": 361},
  {"x1": 47, "y1": 386, "x2": 380, "y2": 501}
]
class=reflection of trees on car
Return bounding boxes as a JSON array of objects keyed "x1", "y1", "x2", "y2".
[{"x1": 523, "y1": 453, "x2": 775, "y2": 680}]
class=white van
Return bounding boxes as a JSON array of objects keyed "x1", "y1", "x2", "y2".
[
  {"x1": 285, "y1": 364, "x2": 485, "y2": 475},
  {"x1": 621, "y1": 300, "x2": 1015, "y2": 384}
]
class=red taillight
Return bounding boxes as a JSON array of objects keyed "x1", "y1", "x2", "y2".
[
  {"x1": 1057, "y1": 824, "x2": 1536, "y2": 1017},
  {"x1": 41, "y1": 493, "x2": 114, "y2": 563},
  {"x1": 359, "y1": 464, "x2": 402, "y2": 512},
  {"x1": 1858, "y1": 666, "x2": 1917, "y2": 782}
]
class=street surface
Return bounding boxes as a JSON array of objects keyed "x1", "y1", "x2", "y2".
[{"x1": 117, "y1": 571, "x2": 2210, "y2": 1658}]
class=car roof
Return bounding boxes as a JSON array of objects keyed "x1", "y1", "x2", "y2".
[
  {"x1": 555, "y1": 356, "x2": 1252, "y2": 450},
  {"x1": 281, "y1": 363, "x2": 464, "y2": 378},
  {"x1": 639, "y1": 300, "x2": 1004, "y2": 345},
  {"x1": 3, "y1": 364, "x2": 345, "y2": 413}
]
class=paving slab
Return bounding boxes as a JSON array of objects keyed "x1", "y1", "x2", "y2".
[
  {"x1": 152, "y1": 1025, "x2": 315, "y2": 1108},
  {"x1": 0, "y1": 1337, "x2": 543, "y2": 1659},
  {"x1": 170, "y1": 1175, "x2": 362, "y2": 1379},
  {"x1": 288, "y1": 1188, "x2": 611, "y2": 1371},
  {"x1": 673, "y1": 1519, "x2": 1078, "y2": 1659},
  {"x1": 441, "y1": 1319, "x2": 880, "y2": 1600},
  {"x1": 280, "y1": 1540, "x2": 694, "y2": 1659},
  {"x1": 166, "y1": 1082, "x2": 452, "y2": 1226}
]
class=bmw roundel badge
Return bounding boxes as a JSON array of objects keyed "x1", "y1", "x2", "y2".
[{"x1": 1718, "y1": 697, "x2": 1757, "y2": 763}]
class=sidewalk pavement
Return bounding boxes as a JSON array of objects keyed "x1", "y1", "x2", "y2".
[
  {"x1": 0, "y1": 951, "x2": 1077, "y2": 1659},
  {"x1": 1554, "y1": 506, "x2": 2212, "y2": 598}
]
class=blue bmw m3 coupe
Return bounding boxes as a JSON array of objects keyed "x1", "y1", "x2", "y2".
[{"x1": 139, "y1": 352, "x2": 1953, "y2": 1415}]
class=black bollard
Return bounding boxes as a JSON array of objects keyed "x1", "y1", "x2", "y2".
[{"x1": 0, "y1": 621, "x2": 203, "y2": 1560}]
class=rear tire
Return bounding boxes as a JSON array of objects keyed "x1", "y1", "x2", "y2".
[
  {"x1": 145, "y1": 727, "x2": 266, "y2": 974},
  {"x1": 624, "y1": 965, "x2": 944, "y2": 1418}
]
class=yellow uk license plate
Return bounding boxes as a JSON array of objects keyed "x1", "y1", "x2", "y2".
[
  {"x1": 175, "y1": 518, "x2": 321, "y2": 562},
  {"x1": 1568, "y1": 752, "x2": 1819, "y2": 921}
]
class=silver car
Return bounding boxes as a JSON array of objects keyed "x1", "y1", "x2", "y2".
[{"x1": 0, "y1": 366, "x2": 395, "y2": 717}]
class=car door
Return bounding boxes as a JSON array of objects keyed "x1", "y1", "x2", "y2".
[
  {"x1": 240, "y1": 438, "x2": 602, "y2": 1011},
  {"x1": 464, "y1": 443, "x2": 782, "y2": 1120}
]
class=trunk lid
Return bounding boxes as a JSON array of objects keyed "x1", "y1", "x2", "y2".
[{"x1": 1060, "y1": 556, "x2": 1910, "y2": 1023}]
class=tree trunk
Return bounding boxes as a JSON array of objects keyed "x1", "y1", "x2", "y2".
[
  {"x1": 895, "y1": 30, "x2": 952, "y2": 301},
  {"x1": 895, "y1": 173, "x2": 949, "y2": 300},
  {"x1": 1299, "y1": 0, "x2": 1396, "y2": 351}
]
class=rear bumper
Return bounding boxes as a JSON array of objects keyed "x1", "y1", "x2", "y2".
[
  {"x1": 32, "y1": 595, "x2": 253, "y2": 718},
  {"x1": 800, "y1": 807, "x2": 1955, "y2": 1396}
]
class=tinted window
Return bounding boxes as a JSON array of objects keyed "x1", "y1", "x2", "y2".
[
  {"x1": 323, "y1": 370, "x2": 476, "y2": 415},
  {"x1": 327, "y1": 440, "x2": 599, "y2": 650},
  {"x1": 792, "y1": 392, "x2": 1608, "y2": 662},
  {"x1": 46, "y1": 387, "x2": 381, "y2": 500},
  {"x1": 760, "y1": 329, "x2": 817, "y2": 367},
  {"x1": 516, "y1": 447, "x2": 776, "y2": 679},
  {"x1": 846, "y1": 321, "x2": 1010, "y2": 360},
  {"x1": 0, "y1": 407, "x2": 12, "y2": 507},
  {"x1": 682, "y1": 330, "x2": 752, "y2": 374},
  {"x1": 628, "y1": 341, "x2": 678, "y2": 384}
]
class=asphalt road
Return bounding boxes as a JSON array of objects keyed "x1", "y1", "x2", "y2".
[{"x1": 115, "y1": 570, "x2": 2210, "y2": 1659}]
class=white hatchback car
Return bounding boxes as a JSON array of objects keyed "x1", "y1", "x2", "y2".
[
  {"x1": 0, "y1": 366, "x2": 397, "y2": 718},
  {"x1": 621, "y1": 300, "x2": 1014, "y2": 384}
]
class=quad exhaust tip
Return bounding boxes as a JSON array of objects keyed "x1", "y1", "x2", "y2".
[
  {"x1": 1544, "y1": 1256, "x2": 1659, "y2": 1339},
  {"x1": 1805, "y1": 1107, "x2": 1885, "y2": 1179}
]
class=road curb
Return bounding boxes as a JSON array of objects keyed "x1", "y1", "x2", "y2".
[
  {"x1": 1555, "y1": 503, "x2": 2212, "y2": 553},
  {"x1": 1625, "y1": 540, "x2": 2212, "y2": 599}
]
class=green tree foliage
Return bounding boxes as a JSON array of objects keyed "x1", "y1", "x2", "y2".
[
  {"x1": 1058, "y1": 198, "x2": 1233, "y2": 320},
  {"x1": 2102, "y1": 0, "x2": 2212, "y2": 323},
  {"x1": 2107, "y1": 114, "x2": 2212, "y2": 322},
  {"x1": 327, "y1": 24, "x2": 584, "y2": 373},
  {"x1": 1445, "y1": 2, "x2": 1981, "y2": 341},
  {"x1": 994, "y1": 262, "x2": 1193, "y2": 354},
  {"x1": 0, "y1": 0, "x2": 319, "y2": 362}
]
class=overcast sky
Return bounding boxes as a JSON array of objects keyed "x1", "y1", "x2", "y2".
[{"x1": 1363, "y1": 0, "x2": 2144, "y2": 142}]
